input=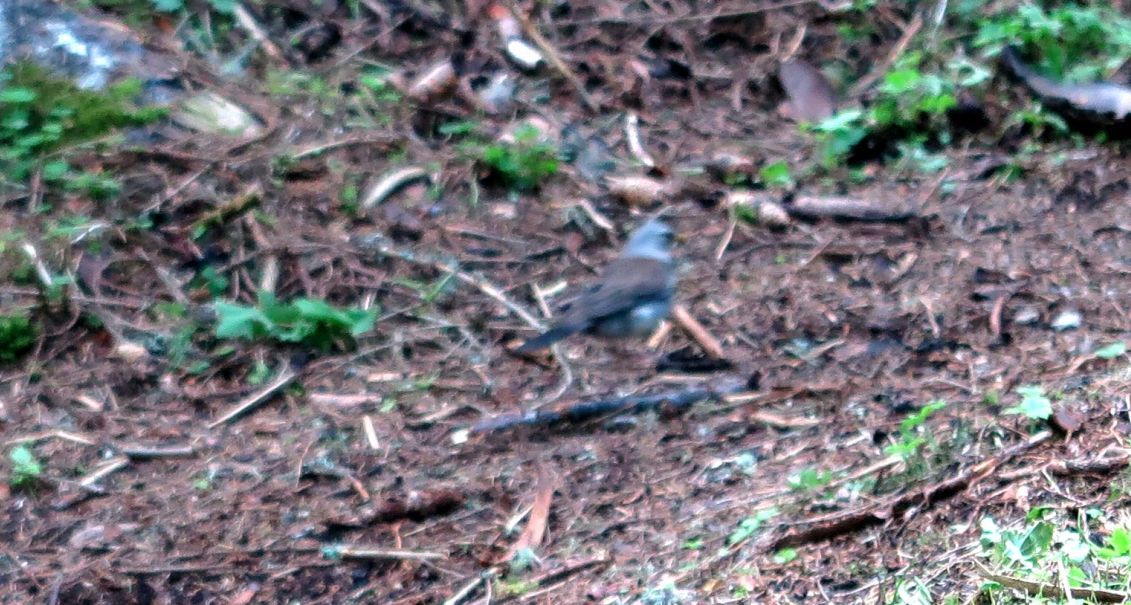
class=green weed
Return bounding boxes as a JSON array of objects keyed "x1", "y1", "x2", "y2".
[
  {"x1": 462, "y1": 124, "x2": 559, "y2": 191},
  {"x1": 1005, "y1": 385, "x2": 1052, "y2": 421},
  {"x1": 885, "y1": 400, "x2": 947, "y2": 462},
  {"x1": 0, "y1": 62, "x2": 162, "y2": 195},
  {"x1": 214, "y1": 294, "x2": 377, "y2": 352},
  {"x1": 0, "y1": 313, "x2": 37, "y2": 363},
  {"x1": 8, "y1": 445, "x2": 43, "y2": 489}
]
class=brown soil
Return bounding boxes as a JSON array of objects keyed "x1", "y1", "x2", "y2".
[{"x1": 2, "y1": 1, "x2": 1129, "y2": 604}]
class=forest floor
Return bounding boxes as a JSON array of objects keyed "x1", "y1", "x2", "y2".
[{"x1": 2, "y1": 1, "x2": 1130, "y2": 603}]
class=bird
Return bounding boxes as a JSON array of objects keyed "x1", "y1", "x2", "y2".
[{"x1": 515, "y1": 218, "x2": 677, "y2": 353}]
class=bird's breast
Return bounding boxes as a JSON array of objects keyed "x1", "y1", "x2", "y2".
[{"x1": 590, "y1": 300, "x2": 672, "y2": 338}]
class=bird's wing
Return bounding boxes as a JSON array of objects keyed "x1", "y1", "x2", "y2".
[{"x1": 555, "y1": 257, "x2": 671, "y2": 326}]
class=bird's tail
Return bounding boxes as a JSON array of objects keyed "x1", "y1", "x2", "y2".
[{"x1": 514, "y1": 325, "x2": 581, "y2": 353}]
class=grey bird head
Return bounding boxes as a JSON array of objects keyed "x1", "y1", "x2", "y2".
[
  {"x1": 514, "y1": 218, "x2": 677, "y2": 353},
  {"x1": 621, "y1": 218, "x2": 675, "y2": 262}
]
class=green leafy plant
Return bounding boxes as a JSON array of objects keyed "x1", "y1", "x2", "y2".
[
  {"x1": 1094, "y1": 341, "x2": 1127, "y2": 360},
  {"x1": 727, "y1": 507, "x2": 778, "y2": 546},
  {"x1": 0, "y1": 313, "x2": 37, "y2": 363},
  {"x1": 192, "y1": 266, "x2": 230, "y2": 298},
  {"x1": 463, "y1": 124, "x2": 559, "y2": 191},
  {"x1": 681, "y1": 536, "x2": 704, "y2": 550},
  {"x1": 974, "y1": 4, "x2": 1131, "y2": 82},
  {"x1": 980, "y1": 515, "x2": 1054, "y2": 572},
  {"x1": 0, "y1": 62, "x2": 163, "y2": 193},
  {"x1": 1005, "y1": 385, "x2": 1052, "y2": 420},
  {"x1": 887, "y1": 577, "x2": 933, "y2": 605},
  {"x1": 810, "y1": 108, "x2": 869, "y2": 168},
  {"x1": 758, "y1": 161, "x2": 794, "y2": 188},
  {"x1": 787, "y1": 467, "x2": 834, "y2": 492},
  {"x1": 214, "y1": 294, "x2": 377, "y2": 351},
  {"x1": 885, "y1": 400, "x2": 947, "y2": 462},
  {"x1": 151, "y1": 0, "x2": 236, "y2": 14},
  {"x1": 871, "y1": 56, "x2": 958, "y2": 130},
  {"x1": 812, "y1": 51, "x2": 962, "y2": 170},
  {"x1": 978, "y1": 509, "x2": 1131, "y2": 601},
  {"x1": 772, "y1": 548, "x2": 798, "y2": 564},
  {"x1": 8, "y1": 445, "x2": 43, "y2": 489}
]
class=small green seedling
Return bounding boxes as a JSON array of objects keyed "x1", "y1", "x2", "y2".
[
  {"x1": 1005, "y1": 385, "x2": 1052, "y2": 420},
  {"x1": 463, "y1": 124, "x2": 559, "y2": 191},
  {"x1": 8, "y1": 445, "x2": 43, "y2": 489}
]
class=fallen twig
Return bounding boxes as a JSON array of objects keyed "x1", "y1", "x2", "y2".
[
  {"x1": 625, "y1": 112, "x2": 655, "y2": 167},
  {"x1": 18, "y1": 242, "x2": 58, "y2": 296},
  {"x1": 362, "y1": 415, "x2": 380, "y2": 450},
  {"x1": 5, "y1": 430, "x2": 96, "y2": 447},
  {"x1": 190, "y1": 184, "x2": 262, "y2": 235},
  {"x1": 747, "y1": 410, "x2": 823, "y2": 429},
  {"x1": 502, "y1": 0, "x2": 600, "y2": 113},
  {"x1": 308, "y1": 392, "x2": 383, "y2": 407},
  {"x1": 558, "y1": 0, "x2": 818, "y2": 25},
  {"x1": 671, "y1": 304, "x2": 726, "y2": 359},
  {"x1": 787, "y1": 195, "x2": 920, "y2": 222},
  {"x1": 208, "y1": 365, "x2": 298, "y2": 428},
  {"x1": 361, "y1": 166, "x2": 431, "y2": 210},
  {"x1": 769, "y1": 431, "x2": 1053, "y2": 550},
  {"x1": 508, "y1": 470, "x2": 556, "y2": 561},
  {"x1": 117, "y1": 443, "x2": 196, "y2": 459},
  {"x1": 79, "y1": 456, "x2": 130, "y2": 488},
  {"x1": 455, "y1": 380, "x2": 744, "y2": 440},
  {"x1": 502, "y1": 554, "x2": 611, "y2": 603},
  {"x1": 245, "y1": 214, "x2": 278, "y2": 295},
  {"x1": 999, "y1": 448, "x2": 1131, "y2": 481},
  {"x1": 289, "y1": 134, "x2": 400, "y2": 160},
  {"x1": 847, "y1": 13, "x2": 924, "y2": 97},
  {"x1": 233, "y1": 3, "x2": 287, "y2": 64},
  {"x1": 336, "y1": 546, "x2": 446, "y2": 562},
  {"x1": 976, "y1": 563, "x2": 1131, "y2": 603},
  {"x1": 442, "y1": 573, "x2": 495, "y2": 605}
]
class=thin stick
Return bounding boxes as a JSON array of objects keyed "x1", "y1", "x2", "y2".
[
  {"x1": 646, "y1": 320, "x2": 671, "y2": 349},
  {"x1": 291, "y1": 134, "x2": 398, "y2": 160},
  {"x1": 4, "y1": 430, "x2": 96, "y2": 447},
  {"x1": 458, "y1": 381, "x2": 744, "y2": 438},
  {"x1": 118, "y1": 444, "x2": 196, "y2": 459},
  {"x1": 574, "y1": 199, "x2": 614, "y2": 231},
  {"x1": 625, "y1": 112, "x2": 655, "y2": 167},
  {"x1": 442, "y1": 574, "x2": 490, "y2": 605},
  {"x1": 976, "y1": 563, "x2": 1130, "y2": 603},
  {"x1": 713, "y1": 215, "x2": 737, "y2": 261},
  {"x1": 246, "y1": 214, "x2": 278, "y2": 295},
  {"x1": 361, "y1": 235, "x2": 544, "y2": 330},
  {"x1": 233, "y1": 3, "x2": 287, "y2": 63},
  {"x1": 191, "y1": 185, "x2": 262, "y2": 234},
  {"x1": 671, "y1": 304, "x2": 726, "y2": 359},
  {"x1": 208, "y1": 366, "x2": 298, "y2": 428},
  {"x1": 558, "y1": 0, "x2": 816, "y2": 25},
  {"x1": 503, "y1": 0, "x2": 600, "y2": 113},
  {"x1": 19, "y1": 242, "x2": 56, "y2": 293},
  {"x1": 847, "y1": 13, "x2": 924, "y2": 97},
  {"x1": 79, "y1": 456, "x2": 130, "y2": 487},
  {"x1": 338, "y1": 546, "x2": 446, "y2": 561},
  {"x1": 362, "y1": 415, "x2": 380, "y2": 450}
]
